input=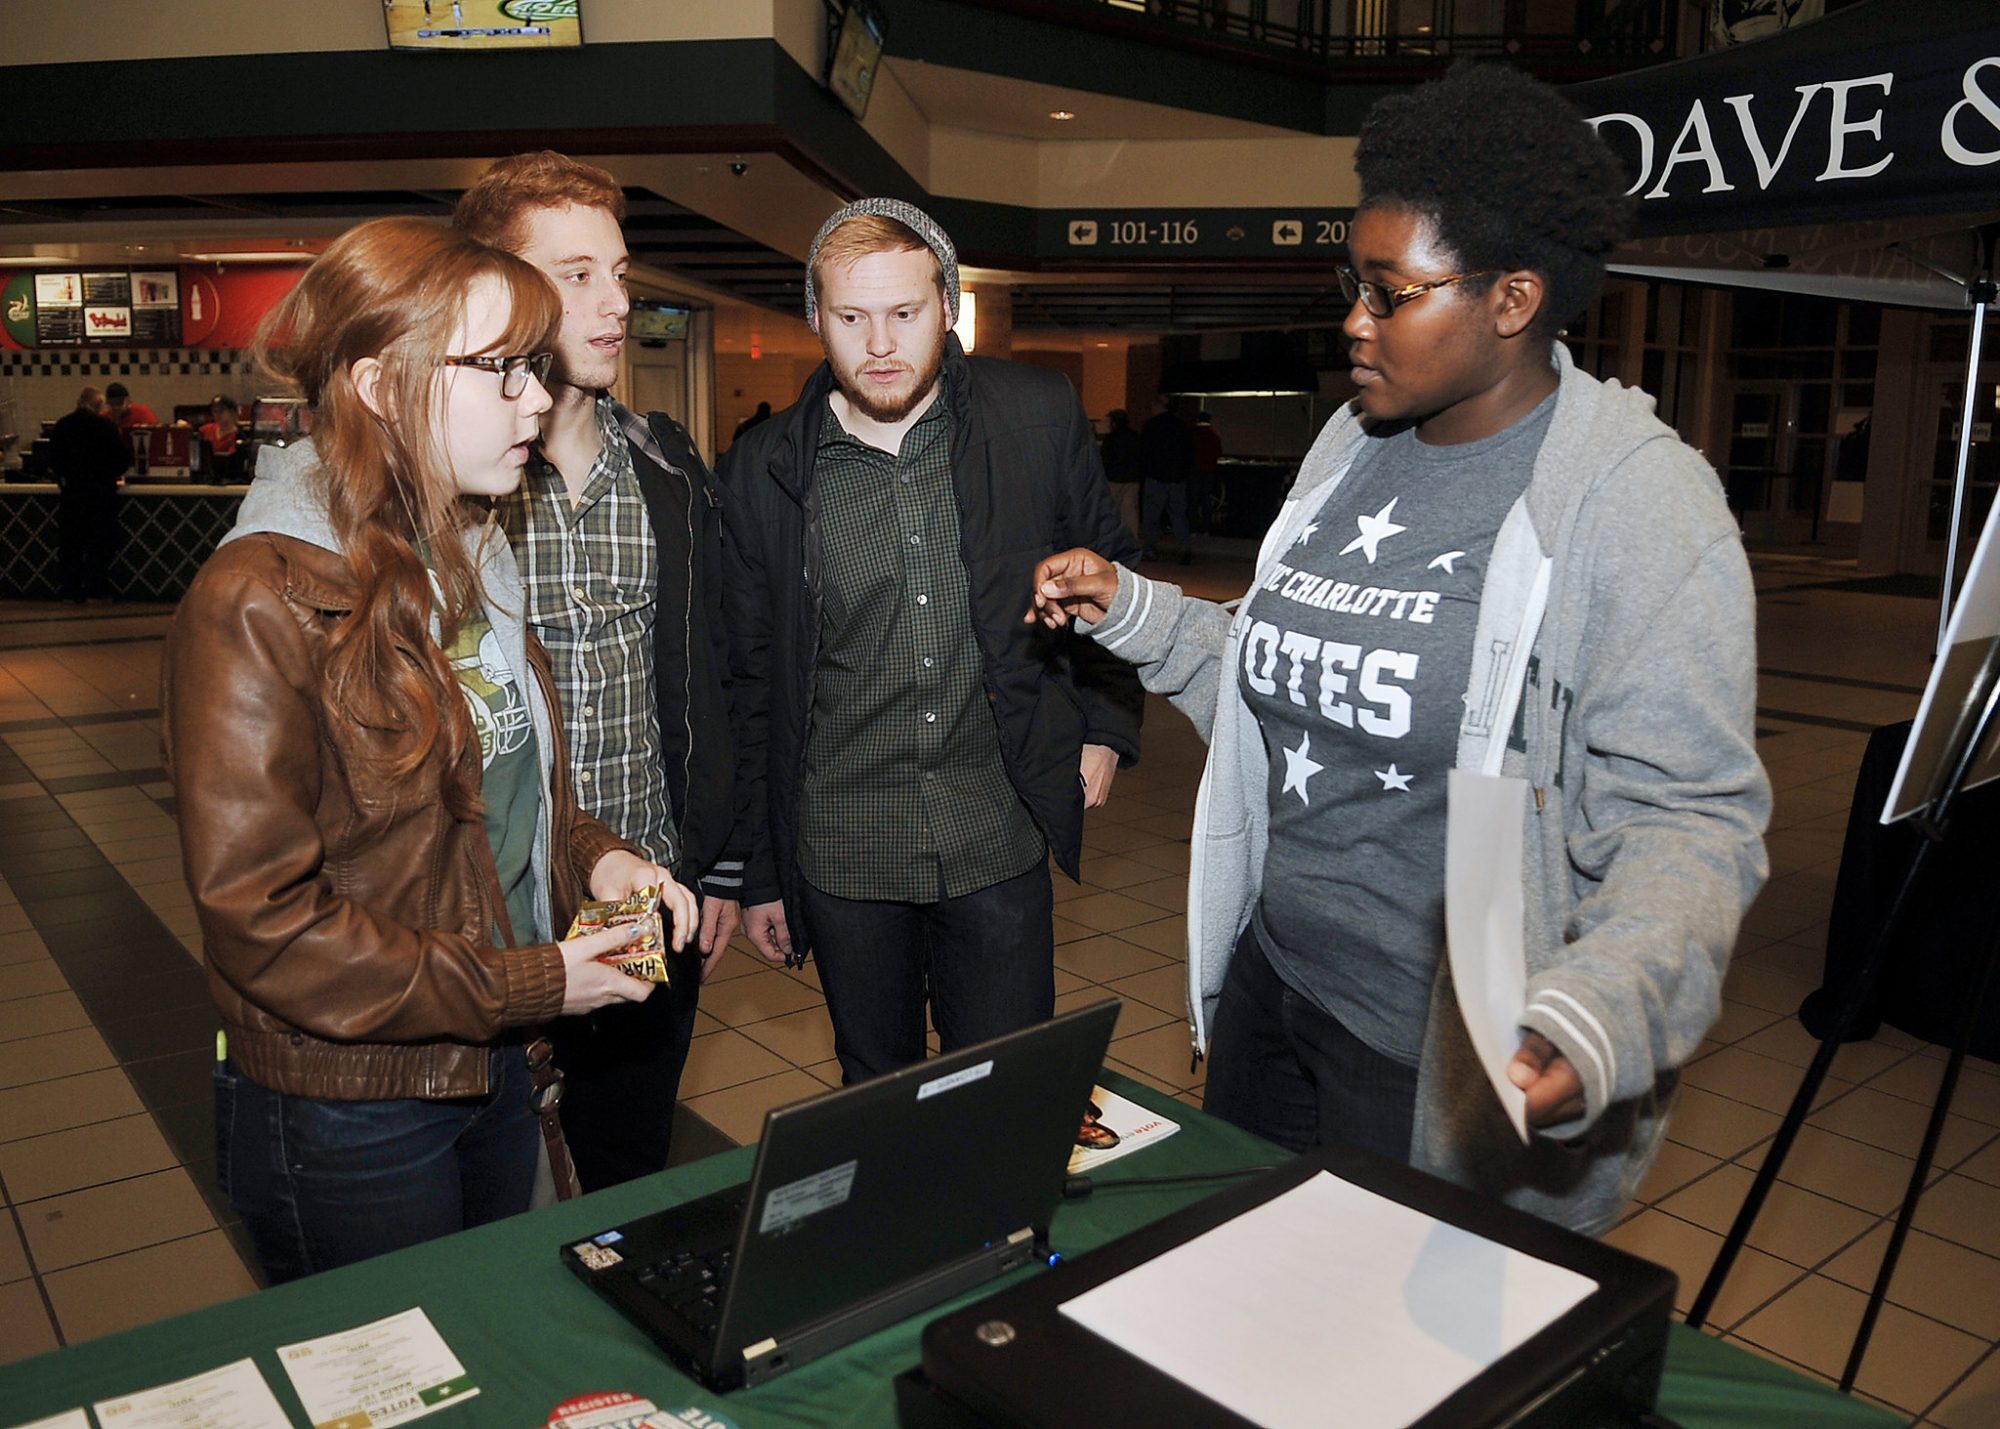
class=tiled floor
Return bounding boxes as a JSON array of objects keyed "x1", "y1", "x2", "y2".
[{"x1": 1, "y1": 552, "x2": 1998, "y2": 1424}]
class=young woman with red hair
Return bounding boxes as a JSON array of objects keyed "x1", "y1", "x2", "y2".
[{"x1": 162, "y1": 216, "x2": 697, "y2": 1281}]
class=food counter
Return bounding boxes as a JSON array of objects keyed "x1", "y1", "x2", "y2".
[{"x1": 0, "y1": 481, "x2": 245, "y2": 601}]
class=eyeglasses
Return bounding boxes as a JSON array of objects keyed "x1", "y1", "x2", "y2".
[
  {"x1": 1337, "y1": 265, "x2": 1495, "y2": 319},
  {"x1": 438, "y1": 351, "x2": 554, "y2": 399}
]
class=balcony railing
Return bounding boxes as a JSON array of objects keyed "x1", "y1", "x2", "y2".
[{"x1": 1059, "y1": 0, "x2": 1681, "y2": 66}]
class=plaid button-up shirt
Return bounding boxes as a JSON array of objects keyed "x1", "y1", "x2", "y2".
[
  {"x1": 499, "y1": 395, "x2": 679, "y2": 870},
  {"x1": 799, "y1": 382, "x2": 1046, "y2": 902}
]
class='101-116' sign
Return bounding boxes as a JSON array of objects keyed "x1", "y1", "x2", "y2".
[{"x1": 1039, "y1": 210, "x2": 1355, "y2": 259}]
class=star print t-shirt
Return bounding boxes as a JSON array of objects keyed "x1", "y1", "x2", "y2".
[{"x1": 1239, "y1": 393, "x2": 1555, "y2": 1064}]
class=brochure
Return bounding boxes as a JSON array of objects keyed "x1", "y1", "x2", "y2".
[
  {"x1": 1068, "y1": 1083, "x2": 1180, "y2": 1175},
  {"x1": 278, "y1": 1307, "x2": 477, "y2": 1429},
  {"x1": 91, "y1": 1359, "x2": 288, "y2": 1429}
]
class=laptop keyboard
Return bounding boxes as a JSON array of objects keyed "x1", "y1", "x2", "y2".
[{"x1": 636, "y1": 1245, "x2": 736, "y2": 1339}]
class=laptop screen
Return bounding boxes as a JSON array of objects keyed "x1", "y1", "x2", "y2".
[{"x1": 715, "y1": 1000, "x2": 1120, "y2": 1357}]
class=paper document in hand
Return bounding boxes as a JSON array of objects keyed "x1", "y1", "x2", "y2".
[
  {"x1": 1067, "y1": 1084, "x2": 1180, "y2": 1175},
  {"x1": 1058, "y1": 1171, "x2": 1597, "y2": 1428},
  {"x1": 1444, "y1": 767, "x2": 1531, "y2": 1142}
]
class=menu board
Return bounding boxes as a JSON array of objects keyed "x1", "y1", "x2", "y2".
[{"x1": 5, "y1": 267, "x2": 182, "y2": 347}]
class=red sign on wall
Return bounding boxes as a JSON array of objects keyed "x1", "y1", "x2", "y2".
[{"x1": 0, "y1": 263, "x2": 306, "y2": 351}]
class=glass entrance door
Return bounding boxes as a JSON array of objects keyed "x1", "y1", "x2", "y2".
[{"x1": 1726, "y1": 383, "x2": 1801, "y2": 543}]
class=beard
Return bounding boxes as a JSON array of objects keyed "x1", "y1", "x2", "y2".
[
  {"x1": 556, "y1": 332, "x2": 621, "y2": 394},
  {"x1": 829, "y1": 327, "x2": 947, "y2": 425}
]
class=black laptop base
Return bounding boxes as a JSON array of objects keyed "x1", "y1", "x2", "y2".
[{"x1": 909, "y1": 1144, "x2": 1676, "y2": 1429}]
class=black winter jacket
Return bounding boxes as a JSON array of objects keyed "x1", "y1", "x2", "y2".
[
  {"x1": 718, "y1": 338, "x2": 1143, "y2": 954},
  {"x1": 614, "y1": 402, "x2": 744, "y2": 897}
]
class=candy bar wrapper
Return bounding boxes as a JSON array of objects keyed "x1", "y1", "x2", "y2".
[{"x1": 567, "y1": 885, "x2": 671, "y2": 983}]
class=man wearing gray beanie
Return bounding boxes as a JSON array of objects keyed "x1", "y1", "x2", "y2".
[{"x1": 720, "y1": 198, "x2": 1144, "y2": 1082}]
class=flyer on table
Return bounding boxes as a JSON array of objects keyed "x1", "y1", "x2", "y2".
[
  {"x1": 91, "y1": 1358, "x2": 290, "y2": 1429},
  {"x1": 278, "y1": 1307, "x2": 478, "y2": 1429},
  {"x1": 6, "y1": 1412, "x2": 91, "y2": 1429}
]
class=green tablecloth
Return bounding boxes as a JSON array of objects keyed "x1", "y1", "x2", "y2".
[{"x1": 0, "y1": 1077, "x2": 1899, "y2": 1429}]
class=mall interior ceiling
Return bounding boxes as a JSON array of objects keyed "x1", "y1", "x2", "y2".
[{"x1": 0, "y1": 0, "x2": 1716, "y2": 338}]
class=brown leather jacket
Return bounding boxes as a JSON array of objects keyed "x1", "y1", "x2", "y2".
[{"x1": 162, "y1": 530, "x2": 635, "y2": 1101}]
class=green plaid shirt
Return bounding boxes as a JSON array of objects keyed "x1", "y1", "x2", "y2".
[
  {"x1": 497, "y1": 395, "x2": 679, "y2": 868},
  {"x1": 800, "y1": 383, "x2": 1046, "y2": 902}
]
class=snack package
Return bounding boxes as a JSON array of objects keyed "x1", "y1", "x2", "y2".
[{"x1": 567, "y1": 885, "x2": 670, "y2": 982}]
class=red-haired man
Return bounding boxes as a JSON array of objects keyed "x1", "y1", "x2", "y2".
[{"x1": 456, "y1": 152, "x2": 740, "y2": 1187}]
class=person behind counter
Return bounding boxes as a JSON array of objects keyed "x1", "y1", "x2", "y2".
[
  {"x1": 49, "y1": 385, "x2": 131, "y2": 603},
  {"x1": 198, "y1": 394, "x2": 245, "y2": 480},
  {"x1": 1025, "y1": 62, "x2": 1770, "y2": 1236},
  {"x1": 102, "y1": 381, "x2": 158, "y2": 436},
  {"x1": 160, "y1": 216, "x2": 699, "y2": 1282}
]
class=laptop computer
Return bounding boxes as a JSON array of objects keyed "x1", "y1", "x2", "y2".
[{"x1": 560, "y1": 999, "x2": 1120, "y2": 1392}]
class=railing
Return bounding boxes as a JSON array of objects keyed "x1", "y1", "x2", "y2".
[{"x1": 1062, "y1": 0, "x2": 1681, "y2": 66}]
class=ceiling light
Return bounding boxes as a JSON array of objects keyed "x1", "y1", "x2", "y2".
[
  {"x1": 1049, "y1": 110, "x2": 1076, "y2": 122},
  {"x1": 182, "y1": 252, "x2": 315, "y2": 264},
  {"x1": 954, "y1": 291, "x2": 978, "y2": 353}
]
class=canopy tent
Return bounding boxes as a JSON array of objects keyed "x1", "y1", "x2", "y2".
[{"x1": 1569, "y1": 0, "x2": 2000, "y2": 642}]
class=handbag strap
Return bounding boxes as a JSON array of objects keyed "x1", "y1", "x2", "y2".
[{"x1": 525, "y1": 1035, "x2": 581, "y2": 1201}]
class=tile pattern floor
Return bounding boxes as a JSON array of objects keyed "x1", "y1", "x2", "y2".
[{"x1": 1, "y1": 553, "x2": 1998, "y2": 1425}]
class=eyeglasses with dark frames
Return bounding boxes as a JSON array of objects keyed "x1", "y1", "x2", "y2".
[
  {"x1": 438, "y1": 351, "x2": 555, "y2": 400},
  {"x1": 1338, "y1": 265, "x2": 1496, "y2": 319}
]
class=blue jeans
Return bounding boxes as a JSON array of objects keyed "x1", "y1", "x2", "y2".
[
  {"x1": 1202, "y1": 925, "x2": 1419, "y2": 1162},
  {"x1": 214, "y1": 1046, "x2": 539, "y2": 1284},
  {"x1": 800, "y1": 860, "x2": 1056, "y2": 1084}
]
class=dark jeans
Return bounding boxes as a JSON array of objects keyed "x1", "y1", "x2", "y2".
[
  {"x1": 57, "y1": 482, "x2": 119, "y2": 601},
  {"x1": 800, "y1": 860, "x2": 1056, "y2": 1084},
  {"x1": 1203, "y1": 925, "x2": 1419, "y2": 1162},
  {"x1": 545, "y1": 946, "x2": 702, "y2": 1189},
  {"x1": 214, "y1": 1046, "x2": 538, "y2": 1284}
]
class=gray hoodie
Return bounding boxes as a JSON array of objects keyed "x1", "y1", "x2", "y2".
[
  {"x1": 225, "y1": 440, "x2": 565, "y2": 945},
  {"x1": 1085, "y1": 344, "x2": 1771, "y2": 1233}
]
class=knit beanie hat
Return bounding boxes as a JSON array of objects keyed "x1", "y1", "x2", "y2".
[{"x1": 803, "y1": 198, "x2": 960, "y2": 330}]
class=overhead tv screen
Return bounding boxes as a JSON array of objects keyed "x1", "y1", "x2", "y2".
[
  {"x1": 826, "y1": 2, "x2": 885, "y2": 119},
  {"x1": 628, "y1": 302, "x2": 689, "y2": 344},
  {"x1": 384, "y1": 0, "x2": 582, "y2": 51}
]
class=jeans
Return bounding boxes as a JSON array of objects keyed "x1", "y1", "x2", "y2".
[
  {"x1": 1141, "y1": 479, "x2": 1190, "y2": 555},
  {"x1": 1202, "y1": 925, "x2": 1420, "y2": 1162},
  {"x1": 799, "y1": 860, "x2": 1056, "y2": 1084},
  {"x1": 546, "y1": 946, "x2": 702, "y2": 1190},
  {"x1": 214, "y1": 1046, "x2": 539, "y2": 1284}
]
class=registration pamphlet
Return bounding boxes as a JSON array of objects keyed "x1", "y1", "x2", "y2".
[
  {"x1": 91, "y1": 1359, "x2": 289, "y2": 1429},
  {"x1": 1067, "y1": 1084, "x2": 1179, "y2": 1175},
  {"x1": 278, "y1": 1307, "x2": 478, "y2": 1428}
]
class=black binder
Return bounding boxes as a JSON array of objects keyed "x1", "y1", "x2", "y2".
[{"x1": 902, "y1": 1143, "x2": 1675, "y2": 1428}]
